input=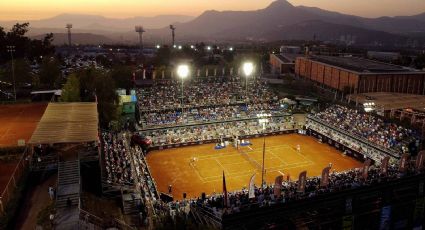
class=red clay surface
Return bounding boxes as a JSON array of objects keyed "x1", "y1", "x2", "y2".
[
  {"x1": 147, "y1": 134, "x2": 363, "y2": 200},
  {"x1": 0, "y1": 103, "x2": 47, "y2": 147}
]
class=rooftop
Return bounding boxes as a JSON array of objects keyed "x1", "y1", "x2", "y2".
[
  {"x1": 308, "y1": 55, "x2": 421, "y2": 74},
  {"x1": 29, "y1": 102, "x2": 98, "y2": 144},
  {"x1": 347, "y1": 92, "x2": 425, "y2": 111},
  {"x1": 272, "y1": 54, "x2": 301, "y2": 63}
]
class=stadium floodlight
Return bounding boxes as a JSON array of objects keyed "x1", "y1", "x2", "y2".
[
  {"x1": 177, "y1": 64, "x2": 190, "y2": 113},
  {"x1": 242, "y1": 62, "x2": 254, "y2": 104},
  {"x1": 177, "y1": 65, "x2": 189, "y2": 79},
  {"x1": 243, "y1": 62, "x2": 254, "y2": 77},
  {"x1": 363, "y1": 101, "x2": 375, "y2": 112}
]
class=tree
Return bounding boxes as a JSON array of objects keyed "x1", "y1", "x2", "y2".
[
  {"x1": 110, "y1": 65, "x2": 133, "y2": 89},
  {"x1": 76, "y1": 67, "x2": 119, "y2": 127},
  {"x1": 60, "y1": 74, "x2": 80, "y2": 102},
  {"x1": 3, "y1": 59, "x2": 32, "y2": 86},
  {"x1": 94, "y1": 73, "x2": 119, "y2": 127},
  {"x1": 414, "y1": 54, "x2": 425, "y2": 70},
  {"x1": 0, "y1": 23, "x2": 55, "y2": 65},
  {"x1": 39, "y1": 56, "x2": 62, "y2": 88},
  {"x1": 154, "y1": 46, "x2": 171, "y2": 66}
]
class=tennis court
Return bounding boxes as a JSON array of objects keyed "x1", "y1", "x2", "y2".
[
  {"x1": 0, "y1": 103, "x2": 47, "y2": 147},
  {"x1": 146, "y1": 134, "x2": 363, "y2": 200}
]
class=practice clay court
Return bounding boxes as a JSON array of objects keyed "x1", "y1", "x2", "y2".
[
  {"x1": 0, "y1": 103, "x2": 47, "y2": 147},
  {"x1": 0, "y1": 103, "x2": 46, "y2": 192},
  {"x1": 146, "y1": 134, "x2": 363, "y2": 200}
]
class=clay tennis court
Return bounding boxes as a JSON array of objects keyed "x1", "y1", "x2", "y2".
[
  {"x1": 146, "y1": 134, "x2": 363, "y2": 200},
  {"x1": 0, "y1": 103, "x2": 47, "y2": 147}
]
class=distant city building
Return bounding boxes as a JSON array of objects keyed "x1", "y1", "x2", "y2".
[
  {"x1": 270, "y1": 53, "x2": 302, "y2": 75},
  {"x1": 279, "y1": 46, "x2": 301, "y2": 54},
  {"x1": 367, "y1": 51, "x2": 401, "y2": 62},
  {"x1": 295, "y1": 55, "x2": 425, "y2": 94}
]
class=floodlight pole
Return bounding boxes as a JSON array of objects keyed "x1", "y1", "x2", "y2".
[
  {"x1": 181, "y1": 77, "x2": 184, "y2": 113},
  {"x1": 135, "y1": 26, "x2": 145, "y2": 56},
  {"x1": 258, "y1": 114, "x2": 270, "y2": 188},
  {"x1": 66, "y1": 24, "x2": 72, "y2": 47},
  {"x1": 261, "y1": 122, "x2": 266, "y2": 188},
  {"x1": 7, "y1": 46, "x2": 16, "y2": 101}
]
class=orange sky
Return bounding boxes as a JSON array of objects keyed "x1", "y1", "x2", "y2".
[{"x1": 1, "y1": 0, "x2": 424, "y2": 20}]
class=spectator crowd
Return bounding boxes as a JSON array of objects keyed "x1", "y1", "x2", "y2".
[
  {"x1": 140, "y1": 102, "x2": 287, "y2": 128},
  {"x1": 102, "y1": 132, "x2": 134, "y2": 185},
  {"x1": 194, "y1": 160, "x2": 420, "y2": 217},
  {"x1": 137, "y1": 78, "x2": 276, "y2": 112},
  {"x1": 140, "y1": 116, "x2": 295, "y2": 147},
  {"x1": 313, "y1": 105, "x2": 419, "y2": 155}
]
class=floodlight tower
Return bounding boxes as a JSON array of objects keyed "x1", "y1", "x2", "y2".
[
  {"x1": 177, "y1": 64, "x2": 189, "y2": 113},
  {"x1": 243, "y1": 62, "x2": 254, "y2": 104},
  {"x1": 6, "y1": 45, "x2": 16, "y2": 101},
  {"x1": 135, "y1": 26, "x2": 145, "y2": 55},
  {"x1": 66, "y1": 24, "x2": 72, "y2": 46},
  {"x1": 169, "y1": 25, "x2": 176, "y2": 47}
]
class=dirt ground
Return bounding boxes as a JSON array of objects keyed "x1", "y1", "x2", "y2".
[
  {"x1": 146, "y1": 134, "x2": 363, "y2": 200},
  {"x1": 0, "y1": 103, "x2": 47, "y2": 147},
  {"x1": 15, "y1": 173, "x2": 57, "y2": 230}
]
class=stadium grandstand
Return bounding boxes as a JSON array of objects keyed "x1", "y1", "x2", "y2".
[
  {"x1": 95, "y1": 71, "x2": 425, "y2": 229},
  {"x1": 3, "y1": 71, "x2": 424, "y2": 229}
]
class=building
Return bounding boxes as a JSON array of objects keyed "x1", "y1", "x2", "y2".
[
  {"x1": 279, "y1": 45, "x2": 301, "y2": 54},
  {"x1": 367, "y1": 51, "x2": 400, "y2": 62},
  {"x1": 270, "y1": 53, "x2": 301, "y2": 75},
  {"x1": 295, "y1": 55, "x2": 425, "y2": 94}
]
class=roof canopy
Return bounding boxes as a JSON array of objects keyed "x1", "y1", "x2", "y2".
[
  {"x1": 29, "y1": 102, "x2": 98, "y2": 144},
  {"x1": 348, "y1": 92, "x2": 425, "y2": 111}
]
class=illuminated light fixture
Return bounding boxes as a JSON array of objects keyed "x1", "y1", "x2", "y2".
[
  {"x1": 156, "y1": 45, "x2": 161, "y2": 49},
  {"x1": 243, "y1": 62, "x2": 254, "y2": 77},
  {"x1": 177, "y1": 64, "x2": 189, "y2": 79}
]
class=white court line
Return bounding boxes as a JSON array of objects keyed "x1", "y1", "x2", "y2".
[
  {"x1": 215, "y1": 158, "x2": 229, "y2": 174},
  {"x1": 278, "y1": 170, "x2": 285, "y2": 176},
  {"x1": 269, "y1": 150, "x2": 288, "y2": 166},
  {"x1": 189, "y1": 162, "x2": 206, "y2": 183}
]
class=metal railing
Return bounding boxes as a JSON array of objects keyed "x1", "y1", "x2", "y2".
[
  {"x1": 0, "y1": 147, "x2": 29, "y2": 215},
  {"x1": 80, "y1": 208, "x2": 136, "y2": 230}
]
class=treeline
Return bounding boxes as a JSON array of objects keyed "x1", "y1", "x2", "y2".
[{"x1": 0, "y1": 23, "x2": 54, "y2": 64}]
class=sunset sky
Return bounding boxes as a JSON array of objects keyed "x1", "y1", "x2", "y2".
[{"x1": 1, "y1": 0, "x2": 425, "y2": 20}]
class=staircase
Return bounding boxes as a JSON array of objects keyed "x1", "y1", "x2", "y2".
[
  {"x1": 190, "y1": 204, "x2": 222, "y2": 229},
  {"x1": 122, "y1": 193, "x2": 141, "y2": 215},
  {"x1": 55, "y1": 160, "x2": 81, "y2": 229}
]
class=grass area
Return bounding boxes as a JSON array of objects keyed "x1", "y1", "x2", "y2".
[{"x1": 36, "y1": 201, "x2": 56, "y2": 230}]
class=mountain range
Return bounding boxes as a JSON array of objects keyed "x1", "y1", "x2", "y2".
[{"x1": 2, "y1": 0, "x2": 425, "y2": 45}]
